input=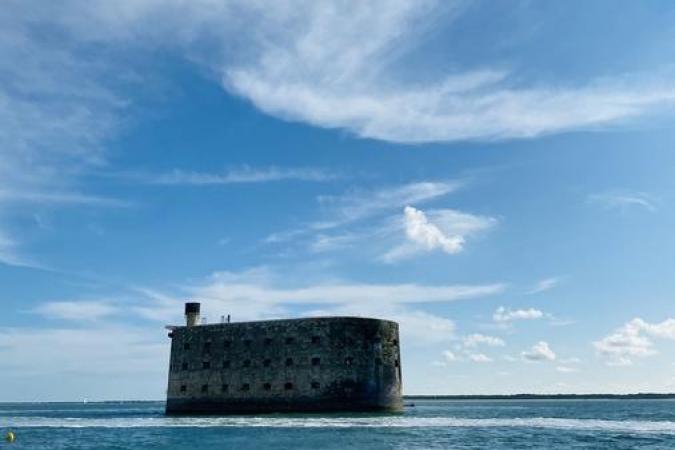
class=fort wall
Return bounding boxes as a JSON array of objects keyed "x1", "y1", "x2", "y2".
[{"x1": 165, "y1": 316, "x2": 402, "y2": 414}]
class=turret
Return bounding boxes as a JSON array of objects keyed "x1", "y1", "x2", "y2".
[{"x1": 185, "y1": 302, "x2": 200, "y2": 327}]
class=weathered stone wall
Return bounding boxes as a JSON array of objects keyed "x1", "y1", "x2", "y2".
[{"x1": 165, "y1": 317, "x2": 402, "y2": 414}]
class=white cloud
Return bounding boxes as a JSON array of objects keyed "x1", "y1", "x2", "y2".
[
  {"x1": 526, "y1": 277, "x2": 561, "y2": 295},
  {"x1": 3, "y1": 0, "x2": 675, "y2": 240},
  {"x1": 0, "y1": 325, "x2": 166, "y2": 378},
  {"x1": 32, "y1": 301, "x2": 119, "y2": 321},
  {"x1": 462, "y1": 333, "x2": 505, "y2": 348},
  {"x1": 593, "y1": 317, "x2": 675, "y2": 365},
  {"x1": 493, "y1": 306, "x2": 544, "y2": 323},
  {"x1": 131, "y1": 267, "x2": 503, "y2": 346},
  {"x1": 317, "y1": 181, "x2": 460, "y2": 227},
  {"x1": 215, "y1": 2, "x2": 675, "y2": 143},
  {"x1": 193, "y1": 272, "x2": 504, "y2": 308},
  {"x1": 521, "y1": 341, "x2": 556, "y2": 361},
  {"x1": 127, "y1": 166, "x2": 338, "y2": 185},
  {"x1": 0, "y1": 230, "x2": 29, "y2": 268},
  {"x1": 443, "y1": 350, "x2": 458, "y2": 362},
  {"x1": 0, "y1": 5, "x2": 131, "y2": 263},
  {"x1": 468, "y1": 353, "x2": 493, "y2": 363},
  {"x1": 383, "y1": 206, "x2": 496, "y2": 262},
  {"x1": 0, "y1": 190, "x2": 130, "y2": 208},
  {"x1": 23, "y1": 1, "x2": 675, "y2": 145},
  {"x1": 309, "y1": 233, "x2": 360, "y2": 253},
  {"x1": 556, "y1": 366, "x2": 578, "y2": 373},
  {"x1": 559, "y1": 357, "x2": 582, "y2": 365},
  {"x1": 264, "y1": 181, "x2": 461, "y2": 252},
  {"x1": 588, "y1": 191, "x2": 656, "y2": 212}
]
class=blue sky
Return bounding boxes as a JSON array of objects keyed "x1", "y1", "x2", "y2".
[{"x1": 2, "y1": 0, "x2": 675, "y2": 401}]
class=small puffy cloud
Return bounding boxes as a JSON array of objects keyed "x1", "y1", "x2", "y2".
[
  {"x1": 462, "y1": 333, "x2": 505, "y2": 348},
  {"x1": 493, "y1": 306, "x2": 544, "y2": 323},
  {"x1": 521, "y1": 341, "x2": 556, "y2": 361},
  {"x1": 403, "y1": 206, "x2": 464, "y2": 253},
  {"x1": 468, "y1": 353, "x2": 493, "y2": 363},
  {"x1": 443, "y1": 350, "x2": 458, "y2": 362},
  {"x1": 593, "y1": 317, "x2": 675, "y2": 366},
  {"x1": 383, "y1": 206, "x2": 495, "y2": 262},
  {"x1": 32, "y1": 301, "x2": 118, "y2": 321}
]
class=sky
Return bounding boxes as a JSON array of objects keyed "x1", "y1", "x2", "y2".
[{"x1": 1, "y1": 0, "x2": 675, "y2": 401}]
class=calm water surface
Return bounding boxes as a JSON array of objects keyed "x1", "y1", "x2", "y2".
[{"x1": 1, "y1": 399, "x2": 674, "y2": 449}]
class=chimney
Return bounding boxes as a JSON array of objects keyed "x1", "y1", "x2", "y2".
[{"x1": 185, "y1": 302, "x2": 200, "y2": 327}]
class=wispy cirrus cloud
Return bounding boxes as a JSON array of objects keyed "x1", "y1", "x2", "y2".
[
  {"x1": 14, "y1": 1, "x2": 675, "y2": 147},
  {"x1": 0, "y1": 230, "x2": 31, "y2": 268},
  {"x1": 525, "y1": 277, "x2": 562, "y2": 295},
  {"x1": 123, "y1": 166, "x2": 338, "y2": 185},
  {"x1": 588, "y1": 191, "x2": 657, "y2": 212},
  {"x1": 264, "y1": 180, "x2": 461, "y2": 252},
  {"x1": 219, "y1": 2, "x2": 675, "y2": 143},
  {"x1": 127, "y1": 266, "x2": 503, "y2": 345},
  {"x1": 316, "y1": 181, "x2": 461, "y2": 228},
  {"x1": 31, "y1": 300, "x2": 119, "y2": 322}
]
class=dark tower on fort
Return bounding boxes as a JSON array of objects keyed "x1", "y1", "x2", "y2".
[{"x1": 165, "y1": 302, "x2": 402, "y2": 414}]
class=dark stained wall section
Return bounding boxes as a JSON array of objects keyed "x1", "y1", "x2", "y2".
[{"x1": 165, "y1": 317, "x2": 402, "y2": 414}]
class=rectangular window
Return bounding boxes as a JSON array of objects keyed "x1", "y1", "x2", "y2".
[
  {"x1": 394, "y1": 359, "x2": 399, "y2": 367},
  {"x1": 263, "y1": 383, "x2": 272, "y2": 391},
  {"x1": 263, "y1": 359, "x2": 271, "y2": 367},
  {"x1": 311, "y1": 336, "x2": 320, "y2": 344},
  {"x1": 183, "y1": 343, "x2": 190, "y2": 350},
  {"x1": 242, "y1": 383, "x2": 250, "y2": 391},
  {"x1": 311, "y1": 381, "x2": 320, "y2": 389},
  {"x1": 181, "y1": 362, "x2": 188, "y2": 371},
  {"x1": 244, "y1": 339, "x2": 252, "y2": 347},
  {"x1": 375, "y1": 357, "x2": 382, "y2": 366},
  {"x1": 223, "y1": 340, "x2": 231, "y2": 348},
  {"x1": 285, "y1": 337, "x2": 294, "y2": 345},
  {"x1": 285, "y1": 358, "x2": 293, "y2": 366},
  {"x1": 264, "y1": 338, "x2": 273, "y2": 346},
  {"x1": 284, "y1": 382, "x2": 293, "y2": 390},
  {"x1": 345, "y1": 356, "x2": 354, "y2": 366},
  {"x1": 311, "y1": 357, "x2": 320, "y2": 366},
  {"x1": 243, "y1": 359, "x2": 251, "y2": 368},
  {"x1": 201, "y1": 384, "x2": 208, "y2": 393},
  {"x1": 180, "y1": 385, "x2": 187, "y2": 392},
  {"x1": 203, "y1": 342, "x2": 211, "y2": 353},
  {"x1": 202, "y1": 361, "x2": 211, "y2": 369},
  {"x1": 223, "y1": 360, "x2": 230, "y2": 369},
  {"x1": 222, "y1": 384, "x2": 229, "y2": 392}
]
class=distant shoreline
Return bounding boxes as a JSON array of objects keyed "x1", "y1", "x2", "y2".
[
  {"x1": 3, "y1": 394, "x2": 675, "y2": 404},
  {"x1": 404, "y1": 394, "x2": 675, "y2": 400}
]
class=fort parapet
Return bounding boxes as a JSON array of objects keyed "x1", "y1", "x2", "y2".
[{"x1": 165, "y1": 303, "x2": 402, "y2": 414}]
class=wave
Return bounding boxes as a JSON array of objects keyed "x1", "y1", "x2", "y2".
[{"x1": 1, "y1": 416, "x2": 674, "y2": 434}]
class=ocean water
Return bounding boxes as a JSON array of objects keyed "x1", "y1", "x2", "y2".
[{"x1": 1, "y1": 399, "x2": 674, "y2": 449}]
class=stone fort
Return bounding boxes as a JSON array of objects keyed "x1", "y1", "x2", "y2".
[{"x1": 165, "y1": 302, "x2": 402, "y2": 414}]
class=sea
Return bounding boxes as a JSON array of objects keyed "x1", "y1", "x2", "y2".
[{"x1": 1, "y1": 399, "x2": 674, "y2": 449}]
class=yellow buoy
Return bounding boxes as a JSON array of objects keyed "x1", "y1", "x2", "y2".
[{"x1": 5, "y1": 431, "x2": 15, "y2": 443}]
